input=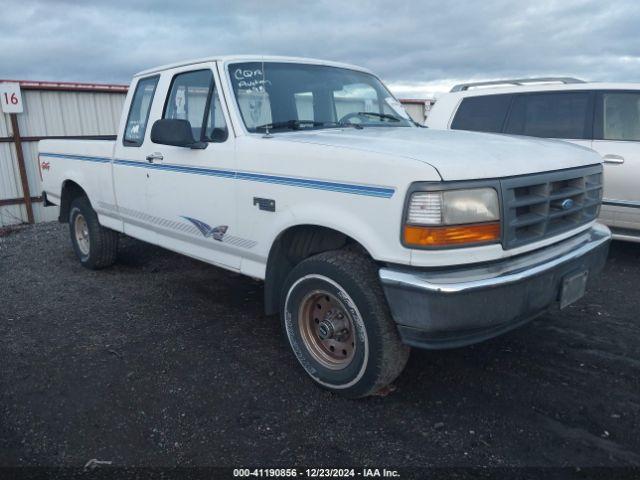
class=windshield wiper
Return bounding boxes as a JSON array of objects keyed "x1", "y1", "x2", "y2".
[
  {"x1": 322, "y1": 121, "x2": 363, "y2": 130},
  {"x1": 355, "y1": 112, "x2": 401, "y2": 122},
  {"x1": 256, "y1": 119, "x2": 363, "y2": 131},
  {"x1": 256, "y1": 120, "x2": 319, "y2": 131}
]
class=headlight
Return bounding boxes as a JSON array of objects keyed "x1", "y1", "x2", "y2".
[{"x1": 404, "y1": 188, "x2": 500, "y2": 247}]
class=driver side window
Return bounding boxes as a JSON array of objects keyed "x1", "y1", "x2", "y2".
[{"x1": 164, "y1": 69, "x2": 228, "y2": 143}]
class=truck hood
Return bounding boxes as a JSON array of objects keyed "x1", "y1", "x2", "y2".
[{"x1": 274, "y1": 127, "x2": 601, "y2": 181}]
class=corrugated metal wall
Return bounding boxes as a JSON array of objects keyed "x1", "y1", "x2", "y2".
[
  {"x1": 399, "y1": 99, "x2": 435, "y2": 125},
  {"x1": 0, "y1": 89, "x2": 126, "y2": 226}
]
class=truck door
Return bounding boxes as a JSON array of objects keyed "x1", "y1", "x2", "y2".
[
  {"x1": 112, "y1": 74, "x2": 160, "y2": 244},
  {"x1": 145, "y1": 65, "x2": 241, "y2": 269},
  {"x1": 591, "y1": 90, "x2": 640, "y2": 233}
]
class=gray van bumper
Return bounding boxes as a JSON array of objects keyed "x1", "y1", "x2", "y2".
[{"x1": 379, "y1": 223, "x2": 611, "y2": 350}]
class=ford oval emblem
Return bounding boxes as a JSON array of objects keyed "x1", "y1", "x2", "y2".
[{"x1": 561, "y1": 198, "x2": 574, "y2": 210}]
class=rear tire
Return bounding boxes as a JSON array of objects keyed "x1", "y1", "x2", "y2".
[
  {"x1": 68, "y1": 196, "x2": 118, "y2": 269},
  {"x1": 281, "y1": 250, "x2": 410, "y2": 398}
]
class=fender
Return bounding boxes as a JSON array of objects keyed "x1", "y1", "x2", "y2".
[{"x1": 241, "y1": 199, "x2": 412, "y2": 280}]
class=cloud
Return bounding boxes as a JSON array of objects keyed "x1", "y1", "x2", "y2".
[{"x1": 1, "y1": 0, "x2": 639, "y2": 97}]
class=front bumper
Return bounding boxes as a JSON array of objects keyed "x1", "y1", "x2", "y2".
[{"x1": 379, "y1": 223, "x2": 611, "y2": 350}]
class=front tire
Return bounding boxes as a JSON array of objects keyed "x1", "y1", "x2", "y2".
[
  {"x1": 68, "y1": 196, "x2": 118, "y2": 269},
  {"x1": 281, "y1": 250, "x2": 410, "y2": 398}
]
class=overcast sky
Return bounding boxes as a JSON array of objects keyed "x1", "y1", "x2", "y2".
[{"x1": 2, "y1": 0, "x2": 639, "y2": 98}]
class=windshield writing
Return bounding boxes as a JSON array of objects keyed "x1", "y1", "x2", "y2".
[{"x1": 228, "y1": 62, "x2": 413, "y2": 132}]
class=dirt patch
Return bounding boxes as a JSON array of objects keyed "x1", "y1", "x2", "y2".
[{"x1": 0, "y1": 223, "x2": 639, "y2": 468}]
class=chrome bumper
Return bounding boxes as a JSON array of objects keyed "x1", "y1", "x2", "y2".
[{"x1": 379, "y1": 224, "x2": 611, "y2": 349}]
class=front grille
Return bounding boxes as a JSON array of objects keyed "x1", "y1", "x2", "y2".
[{"x1": 501, "y1": 165, "x2": 603, "y2": 249}]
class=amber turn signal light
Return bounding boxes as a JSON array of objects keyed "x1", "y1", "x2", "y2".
[{"x1": 403, "y1": 222, "x2": 500, "y2": 247}]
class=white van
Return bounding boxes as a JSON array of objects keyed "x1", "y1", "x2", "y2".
[{"x1": 427, "y1": 78, "x2": 640, "y2": 242}]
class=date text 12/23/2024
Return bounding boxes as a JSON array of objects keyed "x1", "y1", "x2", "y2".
[{"x1": 233, "y1": 468, "x2": 400, "y2": 478}]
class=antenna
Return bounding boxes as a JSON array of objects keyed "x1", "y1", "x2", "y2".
[
  {"x1": 262, "y1": 55, "x2": 271, "y2": 138},
  {"x1": 259, "y1": 20, "x2": 272, "y2": 139}
]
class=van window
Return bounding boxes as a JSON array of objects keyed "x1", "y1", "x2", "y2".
[
  {"x1": 451, "y1": 94, "x2": 513, "y2": 133},
  {"x1": 505, "y1": 92, "x2": 591, "y2": 139},
  {"x1": 601, "y1": 92, "x2": 640, "y2": 141},
  {"x1": 123, "y1": 76, "x2": 159, "y2": 146}
]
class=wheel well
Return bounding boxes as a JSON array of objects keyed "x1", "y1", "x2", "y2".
[
  {"x1": 58, "y1": 181, "x2": 88, "y2": 223},
  {"x1": 264, "y1": 225, "x2": 370, "y2": 315}
]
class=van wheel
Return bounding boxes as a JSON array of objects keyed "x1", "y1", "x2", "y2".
[
  {"x1": 68, "y1": 196, "x2": 118, "y2": 269},
  {"x1": 281, "y1": 250, "x2": 410, "y2": 398}
]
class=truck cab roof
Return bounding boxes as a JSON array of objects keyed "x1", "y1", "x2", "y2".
[{"x1": 134, "y1": 55, "x2": 374, "y2": 77}]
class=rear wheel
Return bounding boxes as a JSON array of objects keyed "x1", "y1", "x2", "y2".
[
  {"x1": 281, "y1": 250, "x2": 410, "y2": 398},
  {"x1": 68, "y1": 196, "x2": 118, "y2": 269}
]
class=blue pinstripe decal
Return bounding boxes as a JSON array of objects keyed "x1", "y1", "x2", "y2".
[
  {"x1": 40, "y1": 152, "x2": 111, "y2": 164},
  {"x1": 39, "y1": 152, "x2": 395, "y2": 198}
]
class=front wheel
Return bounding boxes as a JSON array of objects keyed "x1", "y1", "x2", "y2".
[
  {"x1": 68, "y1": 196, "x2": 118, "y2": 269},
  {"x1": 281, "y1": 250, "x2": 410, "y2": 398}
]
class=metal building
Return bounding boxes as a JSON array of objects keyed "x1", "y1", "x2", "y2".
[
  {"x1": 399, "y1": 98, "x2": 435, "y2": 125},
  {"x1": 0, "y1": 80, "x2": 127, "y2": 227}
]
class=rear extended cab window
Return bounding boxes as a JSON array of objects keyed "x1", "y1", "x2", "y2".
[{"x1": 123, "y1": 75, "x2": 159, "y2": 146}]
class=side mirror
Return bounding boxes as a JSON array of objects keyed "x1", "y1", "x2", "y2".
[{"x1": 150, "y1": 119, "x2": 207, "y2": 149}]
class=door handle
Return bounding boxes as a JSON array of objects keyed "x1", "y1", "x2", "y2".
[
  {"x1": 603, "y1": 154, "x2": 624, "y2": 164},
  {"x1": 146, "y1": 152, "x2": 163, "y2": 163}
]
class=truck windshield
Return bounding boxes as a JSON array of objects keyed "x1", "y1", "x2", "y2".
[{"x1": 228, "y1": 62, "x2": 413, "y2": 133}]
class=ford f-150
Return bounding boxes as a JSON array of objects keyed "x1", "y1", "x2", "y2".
[{"x1": 39, "y1": 56, "x2": 611, "y2": 397}]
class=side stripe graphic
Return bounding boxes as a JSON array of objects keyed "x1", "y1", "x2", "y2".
[
  {"x1": 97, "y1": 201, "x2": 258, "y2": 249},
  {"x1": 39, "y1": 152, "x2": 111, "y2": 164},
  {"x1": 39, "y1": 152, "x2": 395, "y2": 198}
]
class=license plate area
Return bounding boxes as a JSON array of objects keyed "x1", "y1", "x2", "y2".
[{"x1": 560, "y1": 270, "x2": 589, "y2": 309}]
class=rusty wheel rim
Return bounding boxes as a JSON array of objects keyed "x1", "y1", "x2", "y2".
[{"x1": 298, "y1": 290, "x2": 356, "y2": 370}]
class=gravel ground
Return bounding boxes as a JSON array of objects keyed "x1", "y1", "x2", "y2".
[{"x1": 1, "y1": 222, "x2": 639, "y2": 470}]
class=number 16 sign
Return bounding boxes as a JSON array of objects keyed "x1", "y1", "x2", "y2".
[{"x1": 0, "y1": 83, "x2": 23, "y2": 113}]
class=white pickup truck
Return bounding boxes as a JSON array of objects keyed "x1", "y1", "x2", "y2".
[{"x1": 40, "y1": 56, "x2": 611, "y2": 397}]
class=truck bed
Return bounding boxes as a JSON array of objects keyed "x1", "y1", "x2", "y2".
[{"x1": 39, "y1": 139, "x2": 116, "y2": 222}]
